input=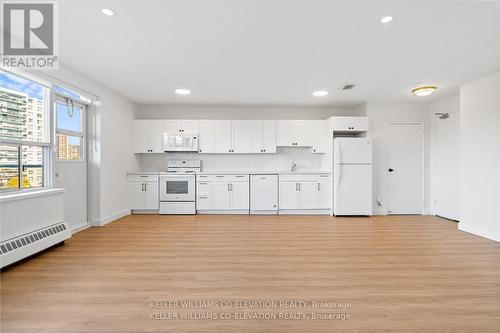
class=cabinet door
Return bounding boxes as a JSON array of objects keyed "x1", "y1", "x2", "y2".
[
  {"x1": 143, "y1": 181, "x2": 159, "y2": 210},
  {"x1": 317, "y1": 181, "x2": 331, "y2": 209},
  {"x1": 181, "y1": 120, "x2": 200, "y2": 133},
  {"x1": 251, "y1": 120, "x2": 265, "y2": 153},
  {"x1": 133, "y1": 121, "x2": 150, "y2": 153},
  {"x1": 277, "y1": 120, "x2": 299, "y2": 146},
  {"x1": 215, "y1": 120, "x2": 232, "y2": 153},
  {"x1": 212, "y1": 182, "x2": 231, "y2": 209},
  {"x1": 310, "y1": 120, "x2": 327, "y2": 153},
  {"x1": 279, "y1": 182, "x2": 300, "y2": 209},
  {"x1": 232, "y1": 120, "x2": 251, "y2": 153},
  {"x1": 333, "y1": 117, "x2": 368, "y2": 132},
  {"x1": 299, "y1": 182, "x2": 318, "y2": 209},
  {"x1": 129, "y1": 182, "x2": 144, "y2": 209},
  {"x1": 263, "y1": 120, "x2": 277, "y2": 153},
  {"x1": 149, "y1": 121, "x2": 164, "y2": 153},
  {"x1": 164, "y1": 120, "x2": 182, "y2": 134},
  {"x1": 230, "y1": 182, "x2": 249, "y2": 210},
  {"x1": 198, "y1": 120, "x2": 216, "y2": 153}
]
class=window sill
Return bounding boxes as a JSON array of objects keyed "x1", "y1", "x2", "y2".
[{"x1": 0, "y1": 188, "x2": 65, "y2": 204}]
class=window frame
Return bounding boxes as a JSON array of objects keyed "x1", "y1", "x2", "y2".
[
  {"x1": 54, "y1": 95, "x2": 87, "y2": 163},
  {"x1": 0, "y1": 70, "x2": 52, "y2": 192}
]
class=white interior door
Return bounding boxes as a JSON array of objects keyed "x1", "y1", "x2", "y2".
[
  {"x1": 54, "y1": 98, "x2": 88, "y2": 231},
  {"x1": 435, "y1": 112, "x2": 460, "y2": 220},
  {"x1": 387, "y1": 123, "x2": 424, "y2": 214}
]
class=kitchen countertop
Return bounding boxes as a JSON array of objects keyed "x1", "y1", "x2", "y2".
[
  {"x1": 128, "y1": 170, "x2": 331, "y2": 175},
  {"x1": 196, "y1": 170, "x2": 331, "y2": 175},
  {"x1": 127, "y1": 171, "x2": 159, "y2": 175}
]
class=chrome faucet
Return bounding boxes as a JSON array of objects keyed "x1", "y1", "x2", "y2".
[{"x1": 290, "y1": 160, "x2": 297, "y2": 172}]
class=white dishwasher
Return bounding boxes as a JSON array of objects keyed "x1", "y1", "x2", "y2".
[{"x1": 250, "y1": 174, "x2": 278, "y2": 214}]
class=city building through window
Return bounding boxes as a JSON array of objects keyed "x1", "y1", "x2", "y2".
[{"x1": 0, "y1": 71, "x2": 50, "y2": 191}]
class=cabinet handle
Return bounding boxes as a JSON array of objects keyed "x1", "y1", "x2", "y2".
[
  {"x1": 317, "y1": 183, "x2": 320, "y2": 191},
  {"x1": 228, "y1": 183, "x2": 230, "y2": 191},
  {"x1": 199, "y1": 196, "x2": 208, "y2": 199},
  {"x1": 298, "y1": 183, "x2": 301, "y2": 191},
  {"x1": 198, "y1": 182, "x2": 208, "y2": 185},
  {"x1": 145, "y1": 183, "x2": 147, "y2": 191},
  {"x1": 141, "y1": 183, "x2": 144, "y2": 191},
  {"x1": 295, "y1": 183, "x2": 299, "y2": 191}
]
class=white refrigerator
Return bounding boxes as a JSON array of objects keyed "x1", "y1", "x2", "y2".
[{"x1": 333, "y1": 138, "x2": 372, "y2": 216}]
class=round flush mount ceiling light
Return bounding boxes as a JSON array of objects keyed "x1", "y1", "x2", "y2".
[
  {"x1": 175, "y1": 88, "x2": 191, "y2": 95},
  {"x1": 380, "y1": 16, "x2": 393, "y2": 24},
  {"x1": 313, "y1": 90, "x2": 329, "y2": 97},
  {"x1": 412, "y1": 86, "x2": 437, "y2": 97},
  {"x1": 101, "y1": 8, "x2": 115, "y2": 16}
]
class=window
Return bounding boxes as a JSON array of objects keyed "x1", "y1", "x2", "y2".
[
  {"x1": 55, "y1": 96, "x2": 85, "y2": 161},
  {"x1": 0, "y1": 71, "x2": 50, "y2": 192}
]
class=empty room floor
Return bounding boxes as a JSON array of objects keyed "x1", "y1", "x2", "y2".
[{"x1": 1, "y1": 215, "x2": 500, "y2": 332}]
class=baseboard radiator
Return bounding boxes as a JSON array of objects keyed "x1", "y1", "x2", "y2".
[{"x1": 0, "y1": 222, "x2": 71, "y2": 269}]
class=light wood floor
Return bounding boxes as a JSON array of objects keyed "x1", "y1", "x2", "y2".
[{"x1": 1, "y1": 215, "x2": 500, "y2": 332}]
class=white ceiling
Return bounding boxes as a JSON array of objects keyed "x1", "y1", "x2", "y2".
[{"x1": 59, "y1": 1, "x2": 500, "y2": 106}]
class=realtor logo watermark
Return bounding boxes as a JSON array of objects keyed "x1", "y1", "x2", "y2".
[{"x1": 1, "y1": 1, "x2": 59, "y2": 69}]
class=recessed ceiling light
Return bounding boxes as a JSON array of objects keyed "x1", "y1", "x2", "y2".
[
  {"x1": 412, "y1": 86, "x2": 437, "y2": 97},
  {"x1": 381, "y1": 16, "x2": 393, "y2": 24},
  {"x1": 313, "y1": 90, "x2": 329, "y2": 97},
  {"x1": 175, "y1": 88, "x2": 191, "y2": 95},
  {"x1": 101, "y1": 8, "x2": 115, "y2": 16}
]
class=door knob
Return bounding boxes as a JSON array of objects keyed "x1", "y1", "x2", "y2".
[{"x1": 388, "y1": 168, "x2": 394, "y2": 172}]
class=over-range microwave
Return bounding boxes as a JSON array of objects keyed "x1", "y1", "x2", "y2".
[{"x1": 163, "y1": 133, "x2": 199, "y2": 152}]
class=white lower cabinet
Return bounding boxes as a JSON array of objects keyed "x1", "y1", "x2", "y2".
[
  {"x1": 196, "y1": 175, "x2": 249, "y2": 213},
  {"x1": 128, "y1": 174, "x2": 159, "y2": 211},
  {"x1": 279, "y1": 174, "x2": 331, "y2": 214}
]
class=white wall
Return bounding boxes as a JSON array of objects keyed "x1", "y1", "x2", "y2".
[
  {"x1": 366, "y1": 102, "x2": 432, "y2": 215},
  {"x1": 459, "y1": 71, "x2": 500, "y2": 242},
  {"x1": 429, "y1": 95, "x2": 460, "y2": 217},
  {"x1": 135, "y1": 105, "x2": 360, "y2": 119},
  {"x1": 45, "y1": 64, "x2": 139, "y2": 225}
]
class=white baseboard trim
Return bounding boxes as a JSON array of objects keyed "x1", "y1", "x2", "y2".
[
  {"x1": 373, "y1": 208, "x2": 388, "y2": 216},
  {"x1": 279, "y1": 209, "x2": 330, "y2": 215},
  {"x1": 197, "y1": 210, "x2": 249, "y2": 215},
  {"x1": 458, "y1": 223, "x2": 500, "y2": 243},
  {"x1": 71, "y1": 222, "x2": 91, "y2": 234},
  {"x1": 99, "y1": 209, "x2": 131, "y2": 227}
]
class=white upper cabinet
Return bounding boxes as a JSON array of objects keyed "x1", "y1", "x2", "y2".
[
  {"x1": 332, "y1": 117, "x2": 368, "y2": 132},
  {"x1": 251, "y1": 120, "x2": 277, "y2": 153},
  {"x1": 164, "y1": 120, "x2": 200, "y2": 134},
  {"x1": 181, "y1": 120, "x2": 200, "y2": 133},
  {"x1": 163, "y1": 120, "x2": 182, "y2": 134},
  {"x1": 214, "y1": 120, "x2": 251, "y2": 154},
  {"x1": 310, "y1": 120, "x2": 327, "y2": 154},
  {"x1": 133, "y1": 120, "x2": 163, "y2": 153},
  {"x1": 198, "y1": 120, "x2": 216, "y2": 153},
  {"x1": 232, "y1": 120, "x2": 251, "y2": 153},
  {"x1": 277, "y1": 120, "x2": 325, "y2": 151},
  {"x1": 215, "y1": 120, "x2": 233, "y2": 153},
  {"x1": 277, "y1": 120, "x2": 302, "y2": 147}
]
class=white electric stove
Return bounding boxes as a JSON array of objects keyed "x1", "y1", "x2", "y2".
[{"x1": 159, "y1": 160, "x2": 201, "y2": 214}]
